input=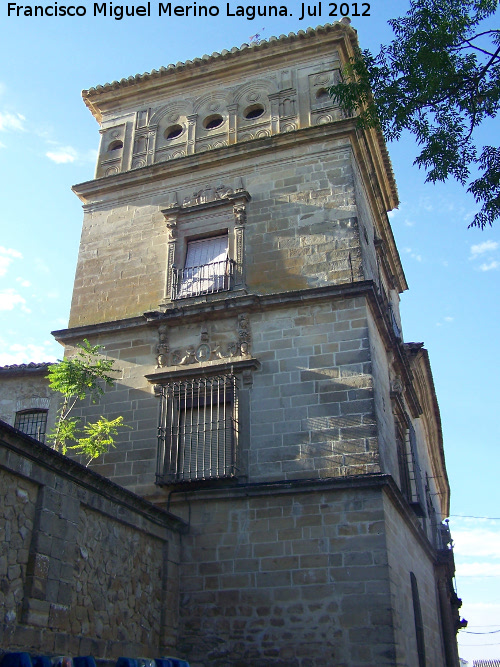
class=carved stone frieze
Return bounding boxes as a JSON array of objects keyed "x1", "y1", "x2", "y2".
[
  {"x1": 183, "y1": 183, "x2": 234, "y2": 207},
  {"x1": 156, "y1": 314, "x2": 252, "y2": 368},
  {"x1": 156, "y1": 324, "x2": 170, "y2": 368}
]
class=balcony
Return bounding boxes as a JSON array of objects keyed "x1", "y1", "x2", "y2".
[{"x1": 172, "y1": 258, "x2": 236, "y2": 300}]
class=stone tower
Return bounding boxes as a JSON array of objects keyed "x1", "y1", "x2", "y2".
[{"x1": 54, "y1": 21, "x2": 461, "y2": 666}]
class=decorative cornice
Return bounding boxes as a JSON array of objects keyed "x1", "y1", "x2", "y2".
[
  {"x1": 82, "y1": 21, "x2": 354, "y2": 109},
  {"x1": 146, "y1": 357, "x2": 261, "y2": 384},
  {"x1": 162, "y1": 472, "x2": 437, "y2": 561},
  {"x1": 72, "y1": 120, "x2": 357, "y2": 204},
  {"x1": 52, "y1": 281, "x2": 377, "y2": 342}
]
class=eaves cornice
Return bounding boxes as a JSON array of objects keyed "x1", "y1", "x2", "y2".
[
  {"x1": 72, "y1": 118, "x2": 359, "y2": 204},
  {"x1": 82, "y1": 21, "x2": 356, "y2": 121}
]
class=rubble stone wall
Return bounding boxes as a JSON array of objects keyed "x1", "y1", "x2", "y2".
[{"x1": 0, "y1": 422, "x2": 185, "y2": 660}]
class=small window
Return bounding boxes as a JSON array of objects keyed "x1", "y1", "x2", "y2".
[
  {"x1": 244, "y1": 105, "x2": 265, "y2": 120},
  {"x1": 108, "y1": 140, "x2": 123, "y2": 151},
  {"x1": 173, "y1": 235, "x2": 234, "y2": 299},
  {"x1": 156, "y1": 374, "x2": 239, "y2": 483},
  {"x1": 165, "y1": 124, "x2": 183, "y2": 140},
  {"x1": 203, "y1": 114, "x2": 224, "y2": 130},
  {"x1": 14, "y1": 409, "x2": 48, "y2": 443}
]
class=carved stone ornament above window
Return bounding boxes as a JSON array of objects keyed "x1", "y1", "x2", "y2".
[
  {"x1": 155, "y1": 314, "x2": 252, "y2": 369},
  {"x1": 162, "y1": 182, "x2": 249, "y2": 213}
]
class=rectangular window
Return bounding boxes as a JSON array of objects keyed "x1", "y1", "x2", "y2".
[
  {"x1": 156, "y1": 374, "x2": 239, "y2": 483},
  {"x1": 396, "y1": 417, "x2": 426, "y2": 517},
  {"x1": 14, "y1": 410, "x2": 48, "y2": 443},
  {"x1": 173, "y1": 235, "x2": 234, "y2": 299}
]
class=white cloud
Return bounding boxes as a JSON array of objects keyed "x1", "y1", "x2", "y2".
[
  {"x1": 0, "y1": 288, "x2": 30, "y2": 312},
  {"x1": 456, "y1": 562, "x2": 500, "y2": 577},
  {"x1": 479, "y1": 260, "x2": 499, "y2": 272},
  {"x1": 0, "y1": 111, "x2": 25, "y2": 132},
  {"x1": 0, "y1": 342, "x2": 58, "y2": 366},
  {"x1": 46, "y1": 146, "x2": 77, "y2": 163},
  {"x1": 444, "y1": 316, "x2": 454, "y2": 322},
  {"x1": 34, "y1": 258, "x2": 50, "y2": 274},
  {"x1": 470, "y1": 240, "x2": 499, "y2": 258},
  {"x1": 0, "y1": 246, "x2": 23, "y2": 276},
  {"x1": 0, "y1": 141, "x2": 5, "y2": 149},
  {"x1": 16, "y1": 277, "x2": 31, "y2": 288},
  {"x1": 453, "y1": 528, "x2": 500, "y2": 559}
]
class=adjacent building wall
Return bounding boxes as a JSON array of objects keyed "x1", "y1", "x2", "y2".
[{"x1": 0, "y1": 420, "x2": 186, "y2": 660}]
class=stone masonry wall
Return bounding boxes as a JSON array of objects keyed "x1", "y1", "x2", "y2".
[
  {"x1": 0, "y1": 422, "x2": 185, "y2": 660},
  {"x1": 248, "y1": 296, "x2": 379, "y2": 482},
  {"x1": 383, "y1": 491, "x2": 446, "y2": 666},
  {"x1": 64, "y1": 290, "x2": 380, "y2": 500},
  {"x1": 0, "y1": 371, "x2": 58, "y2": 442},
  {"x1": 69, "y1": 138, "x2": 362, "y2": 327},
  {"x1": 172, "y1": 482, "x2": 396, "y2": 667}
]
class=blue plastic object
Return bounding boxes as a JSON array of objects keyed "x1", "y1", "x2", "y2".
[
  {"x1": 1, "y1": 654, "x2": 32, "y2": 667},
  {"x1": 32, "y1": 657, "x2": 52, "y2": 667},
  {"x1": 116, "y1": 659, "x2": 139, "y2": 667},
  {"x1": 74, "y1": 658, "x2": 96, "y2": 667},
  {"x1": 160, "y1": 659, "x2": 190, "y2": 667}
]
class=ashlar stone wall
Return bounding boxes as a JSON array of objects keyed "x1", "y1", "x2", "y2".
[{"x1": 171, "y1": 481, "x2": 397, "y2": 667}]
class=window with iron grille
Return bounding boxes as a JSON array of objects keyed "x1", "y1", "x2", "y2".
[
  {"x1": 14, "y1": 409, "x2": 48, "y2": 443},
  {"x1": 396, "y1": 416, "x2": 426, "y2": 517},
  {"x1": 172, "y1": 235, "x2": 235, "y2": 299},
  {"x1": 156, "y1": 374, "x2": 239, "y2": 483}
]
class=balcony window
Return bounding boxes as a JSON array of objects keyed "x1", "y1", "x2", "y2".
[
  {"x1": 14, "y1": 409, "x2": 48, "y2": 443},
  {"x1": 156, "y1": 374, "x2": 239, "y2": 483},
  {"x1": 172, "y1": 235, "x2": 234, "y2": 299}
]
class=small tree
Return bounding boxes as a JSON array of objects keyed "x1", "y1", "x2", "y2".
[{"x1": 47, "y1": 339, "x2": 126, "y2": 466}]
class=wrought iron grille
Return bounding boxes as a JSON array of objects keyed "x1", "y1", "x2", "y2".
[
  {"x1": 388, "y1": 304, "x2": 402, "y2": 340},
  {"x1": 156, "y1": 374, "x2": 239, "y2": 483},
  {"x1": 14, "y1": 409, "x2": 48, "y2": 443},
  {"x1": 405, "y1": 423, "x2": 426, "y2": 517},
  {"x1": 172, "y1": 258, "x2": 235, "y2": 299}
]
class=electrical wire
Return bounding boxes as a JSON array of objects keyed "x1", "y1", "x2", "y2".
[{"x1": 450, "y1": 514, "x2": 500, "y2": 520}]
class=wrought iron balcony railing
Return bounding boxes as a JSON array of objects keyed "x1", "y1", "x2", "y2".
[{"x1": 172, "y1": 258, "x2": 235, "y2": 300}]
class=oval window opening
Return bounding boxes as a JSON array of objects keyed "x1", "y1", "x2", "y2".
[
  {"x1": 165, "y1": 124, "x2": 183, "y2": 140},
  {"x1": 108, "y1": 140, "x2": 123, "y2": 151},
  {"x1": 244, "y1": 105, "x2": 265, "y2": 120},
  {"x1": 316, "y1": 88, "x2": 329, "y2": 101},
  {"x1": 204, "y1": 114, "x2": 223, "y2": 130}
]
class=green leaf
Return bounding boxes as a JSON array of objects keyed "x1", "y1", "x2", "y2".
[
  {"x1": 329, "y1": 0, "x2": 500, "y2": 228},
  {"x1": 67, "y1": 416, "x2": 127, "y2": 466}
]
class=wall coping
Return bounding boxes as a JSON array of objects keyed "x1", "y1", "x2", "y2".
[{"x1": 0, "y1": 419, "x2": 188, "y2": 534}]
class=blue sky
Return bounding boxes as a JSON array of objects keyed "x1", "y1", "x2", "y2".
[{"x1": 0, "y1": 1, "x2": 499, "y2": 660}]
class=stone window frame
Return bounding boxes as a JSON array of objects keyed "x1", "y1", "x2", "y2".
[
  {"x1": 391, "y1": 390, "x2": 427, "y2": 518},
  {"x1": 161, "y1": 186, "x2": 250, "y2": 302},
  {"x1": 146, "y1": 357, "x2": 259, "y2": 486}
]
